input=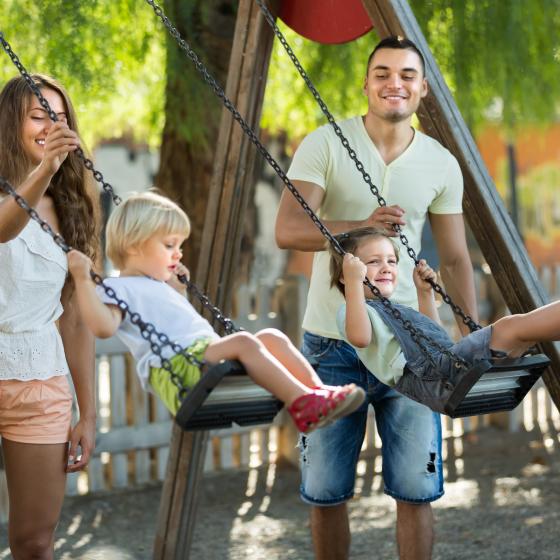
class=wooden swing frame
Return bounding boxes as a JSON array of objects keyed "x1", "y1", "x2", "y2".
[{"x1": 154, "y1": 1, "x2": 560, "y2": 557}]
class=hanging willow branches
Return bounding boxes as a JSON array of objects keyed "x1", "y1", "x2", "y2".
[
  {"x1": 262, "y1": 0, "x2": 560, "y2": 138},
  {"x1": 1, "y1": 1, "x2": 558, "y2": 144},
  {"x1": 0, "y1": 0, "x2": 166, "y2": 146}
]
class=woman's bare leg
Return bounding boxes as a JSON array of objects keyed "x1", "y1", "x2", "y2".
[
  {"x1": 491, "y1": 300, "x2": 560, "y2": 356},
  {"x1": 204, "y1": 332, "x2": 312, "y2": 405},
  {"x1": 3, "y1": 438, "x2": 67, "y2": 560},
  {"x1": 255, "y1": 328, "x2": 323, "y2": 388}
]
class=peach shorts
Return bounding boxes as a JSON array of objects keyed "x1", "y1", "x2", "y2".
[{"x1": 0, "y1": 375, "x2": 73, "y2": 444}]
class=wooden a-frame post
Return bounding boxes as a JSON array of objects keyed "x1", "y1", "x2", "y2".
[
  {"x1": 153, "y1": 0, "x2": 276, "y2": 557},
  {"x1": 361, "y1": 0, "x2": 560, "y2": 409}
]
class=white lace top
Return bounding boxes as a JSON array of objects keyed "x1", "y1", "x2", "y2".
[{"x1": 0, "y1": 219, "x2": 70, "y2": 380}]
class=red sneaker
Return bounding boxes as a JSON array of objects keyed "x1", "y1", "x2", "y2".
[
  {"x1": 316, "y1": 384, "x2": 365, "y2": 421},
  {"x1": 287, "y1": 385, "x2": 365, "y2": 433}
]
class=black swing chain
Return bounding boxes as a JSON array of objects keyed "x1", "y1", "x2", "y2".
[
  {"x1": 0, "y1": 30, "x2": 238, "y2": 337},
  {"x1": 0, "y1": 181, "x2": 209, "y2": 404},
  {"x1": 145, "y1": 0, "x2": 469, "y2": 369},
  {"x1": 255, "y1": 0, "x2": 481, "y2": 334},
  {"x1": 177, "y1": 275, "x2": 238, "y2": 335}
]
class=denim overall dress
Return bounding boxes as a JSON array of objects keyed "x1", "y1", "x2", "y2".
[{"x1": 366, "y1": 300, "x2": 493, "y2": 414}]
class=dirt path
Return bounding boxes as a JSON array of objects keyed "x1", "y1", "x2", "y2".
[{"x1": 1, "y1": 427, "x2": 559, "y2": 559}]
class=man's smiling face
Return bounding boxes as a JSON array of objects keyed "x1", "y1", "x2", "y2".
[{"x1": 363, "y1": 47, "x2": 427, "y2": 123}]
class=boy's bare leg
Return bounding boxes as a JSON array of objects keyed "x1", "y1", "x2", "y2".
[
  {"x1": 256, "y1": 328, "x2": 323, "y2": 388},
  {"x1": 311, "y1": 503, "x2": 350, "y2": 560},
  {"x1": 204, "y1": 332, "x2": 311, "y2": 405},
  {"x1": 491, "y1": 300, "x2": 560, "y2": 355}
]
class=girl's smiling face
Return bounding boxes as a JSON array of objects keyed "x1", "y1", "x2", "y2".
[{"x1": 354, "y1": 237, "x2": 399, "y2": 298}]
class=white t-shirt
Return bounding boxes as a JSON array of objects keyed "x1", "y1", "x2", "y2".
[
  {"x1": 0, "y1": 219, "x2": 70, "y2": 380},
  {"x1": 336, "y1": 303, "x2": 406, "y2": 386},
  {"x1": 287, "y1": 115, "x2": 463, "y2": 339},
  {"x1": 97, "y1": 276, "x2": 219, "y2": 389}
]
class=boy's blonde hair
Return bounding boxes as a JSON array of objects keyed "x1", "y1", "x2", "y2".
[
  {"x1": 329, "y1": 227, "x2": 400, "y2": 296},
  {"x1": 106, "y1": 191, "x2": 191, "y2": 269}
]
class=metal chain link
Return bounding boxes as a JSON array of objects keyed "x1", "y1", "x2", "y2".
[
  {"x1": 178, "y1": 275, "x2": 238, "y2": 335},
  {"x1": 255, "y1": 0, "x2": 481, "y2": 333},
  {"x1": 0, "y1": 175, "x2": 205, "y2": 399},
  {"x1": 145, "y1": 0, "x2": 469, "y2": 368},
  {"x1": 0, "y1": 30, "x2": 238, "y2": 335}
]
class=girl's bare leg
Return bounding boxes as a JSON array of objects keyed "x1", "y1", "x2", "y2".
[
  {"x1": 204, "y1": 332, "x2": 312, "y2": 406},
  {"x1": 491, "y1": 300, "x2": 560, "y2": 356},
  {"x1": 255, "y1": 328, "x2": 323, "y2": 388},
  {"x1": 3, "y1": 439, "x2": 67, "y2": 560}
]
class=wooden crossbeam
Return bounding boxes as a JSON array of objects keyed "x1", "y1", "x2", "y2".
[
  {"x1": 153, "y1": 1, "x2": 276, "y2": 557},
  {"x1": 361, "y1": 0, "x2": 560, "y2": 409}
]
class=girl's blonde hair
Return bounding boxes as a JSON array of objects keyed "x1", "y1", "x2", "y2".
[
  {"x1": 329, "y1": 227, "x2": 399, "y2": 295},
  {"x1": 106, "y1": 191, "x2": 191, "y2": 268}
]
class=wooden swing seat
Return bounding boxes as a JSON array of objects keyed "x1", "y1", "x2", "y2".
[
  {"x1": 175, "y1": 360, "x2": 282, "y2": 430},
  {"x1": 174, "y1": 354, "x2": 550, "y2": 431},
  {"x1": 444, "y1": 354, "x2": 550, "y2": 418}
]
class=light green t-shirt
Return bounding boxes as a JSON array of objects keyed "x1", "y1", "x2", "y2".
[
  {"x1": 336, "y1": 303, "x2": 406, "y2": 386},
  {"x1": 287, "y1": 115, "x2": 463, "y2": 340}
]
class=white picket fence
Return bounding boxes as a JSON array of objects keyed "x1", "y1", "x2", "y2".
[{"x1": 1, "y1": 270, "x2": 560, "y2": 523}]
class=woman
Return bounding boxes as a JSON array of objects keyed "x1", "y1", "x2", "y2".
[{"x1": 0, "y1": 74, "x2": 99, "y2": 558}]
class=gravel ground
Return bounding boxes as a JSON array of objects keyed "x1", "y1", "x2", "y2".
[{"x1": 1, "y1": 427, "x2": 559, "y2": 559}]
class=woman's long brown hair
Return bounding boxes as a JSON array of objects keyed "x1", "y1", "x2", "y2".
[{"x1": 0, "y1": 74, "x2": 100, "y2": 261}]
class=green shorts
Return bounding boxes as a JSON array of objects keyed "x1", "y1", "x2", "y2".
[{"x1": 149, "y1": 337, "x2": 213, "y2": 415}]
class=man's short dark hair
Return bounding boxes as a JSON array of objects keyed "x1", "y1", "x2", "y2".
[{"x1": 366, "y1": 36, "x2": 426, "y2": 76}]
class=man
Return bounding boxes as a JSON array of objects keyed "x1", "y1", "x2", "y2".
[{"x1": 275, "y1": 37, "x2": 478, "y2": 560}]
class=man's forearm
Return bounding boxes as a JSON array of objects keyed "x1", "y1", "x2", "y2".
[{"x1": 276, "y1": 216, "x2": 368, "y2": 252}]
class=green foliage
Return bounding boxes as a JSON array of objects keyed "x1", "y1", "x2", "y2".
[
  {"x1": 262, "y1": 1, "x2": 560, "y2": 138},
  {"x1": 2, "y1": 1, "x2": 558, "y2": 147},
  {"x1": 412, "y1": 0, "x2": 560, "y2": 132},
  {"x1": 0, "y1": 0, "x2": 166, "y2": 147},
  {"x1": 261, "y1": 26, "x2": 379, "y2": 139}
]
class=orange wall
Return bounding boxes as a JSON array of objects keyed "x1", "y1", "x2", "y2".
[
  {"x1": 478, "y1": 124, "x2": 560, "y2": 178},
  {"x1": 478, "y1": 123, "x2": 560, "y2": 268}
]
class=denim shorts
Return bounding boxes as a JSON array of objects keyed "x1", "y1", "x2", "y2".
[{"x1": 299, "y1": 332, "x2": 444, "y2": 506}]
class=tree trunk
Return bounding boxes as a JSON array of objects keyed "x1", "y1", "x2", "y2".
[{"x1": 155, "y1": 0, "x2": 238, "y2": 278}]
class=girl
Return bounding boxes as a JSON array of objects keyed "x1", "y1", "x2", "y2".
[
  {"x1": 0, "y1": 75, "x2": 99, "y2": 558},
  {"x1": 67, "y1": 192, "x2": 365, "y2": 433},
  {"x1": 330, "y1": 227, "x2": 555, "y2": 400}
]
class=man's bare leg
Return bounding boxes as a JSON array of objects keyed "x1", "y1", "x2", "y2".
[
  {"x1": 311, "y1": 503, "x2": 350, "y2": 560},
  {"x1": 396, "y1": 502, "x2": 434, "y2": 560}
]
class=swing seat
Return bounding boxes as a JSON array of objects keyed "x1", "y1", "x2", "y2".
[
  {"x1": 395, "y1": 354, "x2": 550, "y2": 418},
  {"x1": 175, "y1": 360, "x2": 283, "y2": 430}
]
